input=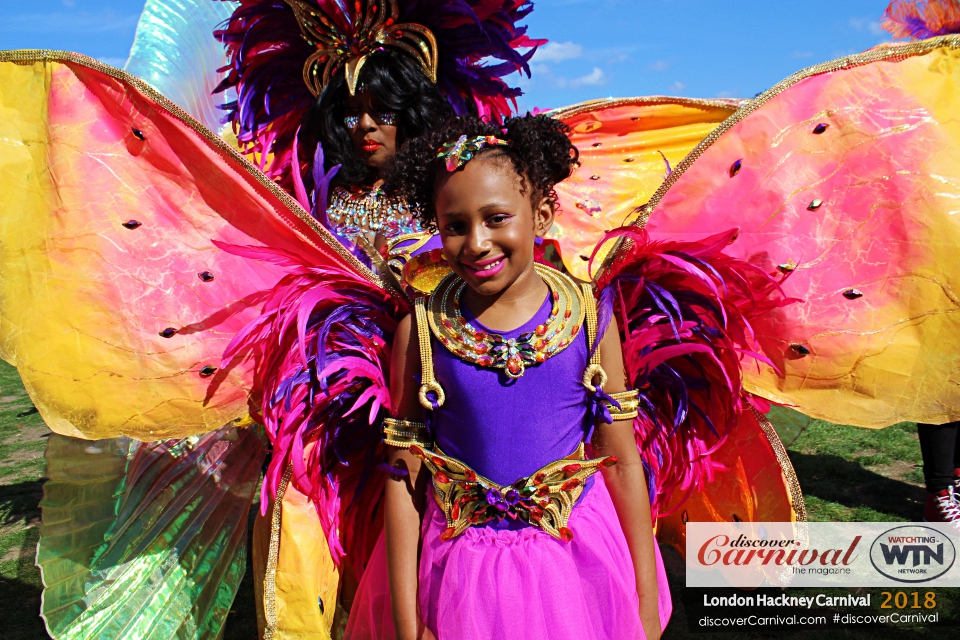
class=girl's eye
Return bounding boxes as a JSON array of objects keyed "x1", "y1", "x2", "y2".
[
  {"x1": 443, "y1": 221, "x2": 466, "y2": 235},
  {"x1": 488, "y1": 214, "x2": 510, "y2": 225}
]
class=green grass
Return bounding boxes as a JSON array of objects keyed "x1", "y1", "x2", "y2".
[
  {"x1": 663, "y1": 416, "x2": 958, "y2": 639},
  {"x1": 0, "y1": 360, "x2": 50, "y2": 639},
  {"x1": 0, "y1": 359, "x2": 955, "y2": 638}
]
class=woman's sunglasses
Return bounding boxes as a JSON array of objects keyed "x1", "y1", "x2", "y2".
[{"x1": 344, "y1": 111, "x2": 397, "y2": 129}]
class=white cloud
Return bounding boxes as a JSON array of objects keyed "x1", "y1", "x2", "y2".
[
  {"x1": 534, "y1": 41, "x2": 583, "y2": 63},
  {"x1": 648, "y1": 60, "x2": 670, "y2": 71},
  {"x1": 669, "y1": 81, "x2": 686, "y2": 93},
  {"x1": 849, "y1": 17, "x2": 885, "y2": 36},
  {"x1": 62, "y1": 0, "x2": 76, "y2": 6},
  {"x1": 569, "y1": 67, "x2": 608, "y2": 88},
  {"x1": 791, "y1": 51, "x2": 814, "y2": 58}
]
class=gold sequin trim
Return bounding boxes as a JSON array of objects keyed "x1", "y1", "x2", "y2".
[
  {"x1": 751, "y1": 407, "x2": 808, "y2": 524},
  {"x1": 545, "y1": 96, "x2": 745, "y2": 120},
  {"x1": 263, "y1": 463, "x2": 293, "y2": 640}
]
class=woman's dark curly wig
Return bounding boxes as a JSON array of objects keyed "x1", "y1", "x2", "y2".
[
  {"x1": 300, "y1": 49, "x2": 453, "y2": 188},
  {"x1": 388, "y1": 114, "x2": 579, "y2": 231}
]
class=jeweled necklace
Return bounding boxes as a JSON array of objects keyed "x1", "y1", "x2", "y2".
[
  {"x1": 327, "y1": 184, "x2": 421, "y2": 241},
  {"x1": 428, "y1": 264, "x2": 585, "y2": 378}
]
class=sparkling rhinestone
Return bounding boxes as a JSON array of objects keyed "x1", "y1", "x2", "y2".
[
  {"x1": 729, "y1": 159, "x2": 742, "y2": 177},
  {"x1": 122, "y1": 220, "x2": 142, "y2": 229},
  {"x1": 789, "y1": 344, "x2": 810, "y2": 356},
  {"x1": 812, "y1": 123, "x2": 828, "y2": 134},
  {"x1": 199, "y1": 365, "x2": 218, "y2": 377},
  {"x1": 842, "y1": 289, "x2": 863, "y2": 300},
  {"x1": 159, "y1": 327, "x2": 178, "y2": 338},
  {"x1": 777, "y1": 262, "x2": 797, "y2": 274},
  {"x1": 807, "y1": 199, "x2": 823, "y2": 211},
  {"x1": 131, "y1": 128, "x2": 145, "y2": 141},
  {"x1": 198, "y1": 271, "x2": 215, "y2": 282},
  {"x1": 590, "y1": 175, "x2": 601, "y2": 180}
]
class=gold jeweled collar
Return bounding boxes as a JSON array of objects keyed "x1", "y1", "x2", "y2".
[{"x1": 427, "y1": 263, "x2": 586, "y2": 378}]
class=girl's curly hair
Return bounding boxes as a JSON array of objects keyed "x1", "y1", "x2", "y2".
[{"x1": 388, "y1": 114, "x2": 579, "y2": 230}]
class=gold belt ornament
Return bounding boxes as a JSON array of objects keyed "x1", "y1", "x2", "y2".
[{"x1": 408, "y1": 442, "x2": 616, "y2": 542}]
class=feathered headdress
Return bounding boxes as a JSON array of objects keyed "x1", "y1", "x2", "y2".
[
  {"x1": 214, "y1": 0, "x2": 544, "y2": 188},
  {"x1": 882, "y1": 0, "x2": 960, "y2": 40}
]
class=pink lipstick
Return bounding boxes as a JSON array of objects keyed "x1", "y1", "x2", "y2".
[{"x1": 462, "y1": 255, "x2": 505, "y2": 278}]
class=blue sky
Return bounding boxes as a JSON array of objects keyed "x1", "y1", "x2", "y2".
[{"x1": 0, "y1": 0, "x2": 894, "y2": 110}]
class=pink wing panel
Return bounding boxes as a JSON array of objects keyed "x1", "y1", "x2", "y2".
[
  {"x1": 0, "y1": 53, "x2": 375, "y2": 439},
  {"x1": 643, "y1": 40, "x2": 960, "y2": 427}
]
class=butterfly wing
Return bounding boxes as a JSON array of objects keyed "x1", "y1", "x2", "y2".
[
  {"x1": 0, "y1": 51, "x2": 375, "y2": 441},
  {"x1": 636, "y1": 37, "x2": 960, "y2": 428},
  {"x1": 38, "y1": 426, "x2": 265, "y2": 638},
  {"x1": 550, "y1": 97, "x2": 740, "y2": 280},
  {"x1": 123, "y1": 0, "x2": 236, "y2": 133}
]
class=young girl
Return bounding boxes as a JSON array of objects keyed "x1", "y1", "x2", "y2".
[{"x1": 380, "y1": 115, "x2": 671, "y2": 639}]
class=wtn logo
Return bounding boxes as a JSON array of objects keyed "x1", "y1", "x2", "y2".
[
  {"x1": 870, "y1": 526, "x2": 956, "y2": 583},
  {"x1": 879, "y1": 543, "x2": 944, "y2": 567}
]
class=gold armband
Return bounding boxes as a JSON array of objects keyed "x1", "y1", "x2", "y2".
[
  {"x1": 383, "y1": 418, "x2": 432, "y2": 449},
  {"x1": 605, "y1": 389, "x2": 640, "y2": 421}
]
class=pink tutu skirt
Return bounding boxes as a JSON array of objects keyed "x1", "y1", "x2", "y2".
[{"x1": 345, "y1": 475, "x2": 672, "y2": 639}]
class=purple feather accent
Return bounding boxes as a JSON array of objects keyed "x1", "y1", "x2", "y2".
[
  {"x1": 214, "y1": 0, "x2": 546, "y2": 192},
  {"x1": 594, "y1": 227, "x2": 796, "y2": 517},
  {"x1": 218, "y1": 239, "x2": 406, "y2": 574},
  {"x1": 882, "y1": 1, "x2": 960, "y2": 40}
]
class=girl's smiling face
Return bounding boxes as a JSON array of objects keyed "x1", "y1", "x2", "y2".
[{"x1": 435, "y1": 154, "x2": 554, "y2": 298}]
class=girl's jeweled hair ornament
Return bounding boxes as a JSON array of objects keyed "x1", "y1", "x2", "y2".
[{"x1": 438, "y1": 135, "x2": 509, "y2": 172}]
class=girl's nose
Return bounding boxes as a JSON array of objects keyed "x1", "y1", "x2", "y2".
[{"x1": 463, "y1": 224, "x2": 490, "y2": 255}]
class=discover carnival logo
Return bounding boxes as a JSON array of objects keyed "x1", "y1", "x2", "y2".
[{"x1": 869, "y1": 525, "x2": 956, "y2": 583}]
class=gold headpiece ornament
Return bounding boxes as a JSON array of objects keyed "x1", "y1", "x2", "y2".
[{"x1": 284, "y1": 0, "x2": 439, "y2": 97}]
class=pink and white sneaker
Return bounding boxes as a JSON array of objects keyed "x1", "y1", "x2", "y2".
[{"x1": 924, "y1": 488, "x2": 960, "y2": 532}]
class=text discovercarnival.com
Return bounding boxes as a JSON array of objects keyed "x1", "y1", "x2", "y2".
[{"x1": 682, "y1": 522, "x2": 956, "y2": 632}]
